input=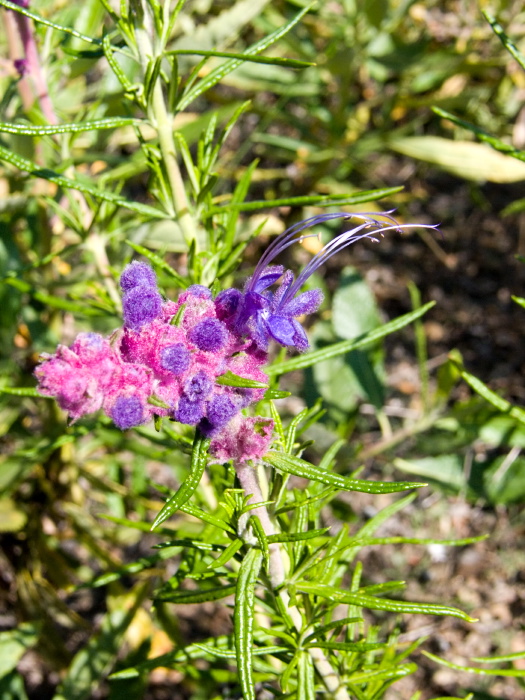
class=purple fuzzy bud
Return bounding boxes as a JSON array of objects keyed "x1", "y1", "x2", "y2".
[
  {"x1": 176, "y1": 396, "x2": 205, "y2": 425},
  {"x1": 123, "y1": 285, "x2": 163, "y2": 330},
  {"x1": 120, "y1": 261, "x2": 157, "y2": 291},
  {"x1": 14, "y1": 58, "x2": 29, "y2": 77},
  {"x1": 160, "y1": 343, "x2": 191, "y2": 375},
  {"x1": 214, "y1": 288, "x2": 242, "y2": 321},
  {"x1": 187, "y1": 284, "x2": 212, "y2": 299},
  {"x1": 184, "y1": 371, "x2": 213, "y2": 401},
  {"x1": 111, "y1": 395, "x2": 144, "y2": 430},
  {"x1": 189, "y1": 318, "x2": 228, "y2": 352},
  {"x1": 207, "y1": 394, "x2": 238, "y2": 428}
]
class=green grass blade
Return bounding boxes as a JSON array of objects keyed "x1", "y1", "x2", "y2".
[
  {"x1": 234, "y1": 548, "x2": 263, "y2": 700},
  {"x1": 0, "y1": 145, "x2": 167, "y2": 220},
  {"x1": 151, "y1": 433, "x2": 211, "y2": 529},
  {"x1": 265, "y1": 451, "x2": 425, "y2": 494},
  {"x1": 267, "y1": 302, "x2": 435, "y2": 376}
]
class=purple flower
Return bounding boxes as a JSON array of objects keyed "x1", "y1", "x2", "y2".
[
  {"x1": 176, "y1": 396, "x2": 205, "y2": 425},
  {"x1": 120, "y1": 261, "x2": 157, "y2": 291},
  {"x1": 111, "y1": 395, "x2": 144, "y2": 430},
  {"x1": 233, "y1": 211, "x2": 433, "y2": 351},
  {"x1": 189, "y1": 318, "x2": 228, "y2": 352},
  {"x1": 206, "y1": 394, "x2": 238, "y2": 429},
  {"x1": 123, "y1": 285, "x2": 163, "y2": 330},
  {"x1": 186, "y1": 284, "x2": 212, "y2": 299},
  {"x1": 160, "y1": 343, "x2": 191, "y2": 375},
  {"x1": 184, "y1": 371, "x2": 213, "y2": 401},
  {"x1": 14, "y1": 58, "x2": 29, "y2": 77}
]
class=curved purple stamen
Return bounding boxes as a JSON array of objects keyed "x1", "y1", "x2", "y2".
[{"x1": 237, "y1": 211, "x2": 439, "y2": 351}]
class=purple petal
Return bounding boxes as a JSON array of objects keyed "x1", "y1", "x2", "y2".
[
  {"x1": 265, "y1": 315, "x2": 296, "y2": 346},
  {"x1": 291, "y1": 320, "x2": 310, "y2": 352},
  {"x1": 282, "y1": 288, "x2": 323, "y2": 317},
  {"x1": 249, "y1": 265, "x2": 284, "y2": 294}
]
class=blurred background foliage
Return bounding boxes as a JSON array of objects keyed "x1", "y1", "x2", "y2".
[{"x1": 1, "y1": 0, "x2": 525, "y2": 698}]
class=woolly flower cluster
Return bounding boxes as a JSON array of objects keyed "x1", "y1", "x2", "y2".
[
  {"x1": 36, "y1": 212, "x2": 427, "y2": 462},
  {"x1": 36, "y1": 262, "x2": 274, "y2": 462}
]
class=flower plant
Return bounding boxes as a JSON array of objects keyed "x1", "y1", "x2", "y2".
[{"x1": 2, "y1": 1, "x2": 519, "y2": 699}]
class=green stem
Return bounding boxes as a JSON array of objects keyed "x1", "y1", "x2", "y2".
[
  {"x1": 133, "y1": 1, "x2": 204, "y2": 250},
  {"x1": 235, "y1": 461, "x2": 352, "y2": 700}
]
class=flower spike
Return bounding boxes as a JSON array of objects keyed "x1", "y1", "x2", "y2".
[{"x1": 233, "y1": 212, "x2": 438, "y2": 352}]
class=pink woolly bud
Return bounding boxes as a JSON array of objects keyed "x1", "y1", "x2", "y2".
[{"x1": 210, "y1": 416, "x2": 274, "y2": 464}]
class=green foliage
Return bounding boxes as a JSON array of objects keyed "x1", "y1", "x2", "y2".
[{"x1": 0, "y1": 1, "x2": 523, "y2": 699}]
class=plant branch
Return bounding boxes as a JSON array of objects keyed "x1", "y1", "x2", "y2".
[{"x1": 235, "y1": 460, "x2": 352, "y2": 700}]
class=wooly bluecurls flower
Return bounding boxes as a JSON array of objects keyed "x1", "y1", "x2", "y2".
[{"x1": 36, "y1": 212, "x2": 432, "y2": 462}]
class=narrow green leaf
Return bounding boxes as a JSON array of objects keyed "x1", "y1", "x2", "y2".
[
  {"x1": 267, "y1": 528, "x2": 330, "y2": 544},
  {"x1": 3, "y1": 276, "x2": 109, "y2": 316},
  {"x1": 305, "y1": 640, "x2": 385, "y2": 652},
  {"x1": 297, "y1": 652, "x2": 315, "y2": 700},
  {"x1": 168, "y1": 49, "x2": 312, "y2": 69},
  {"x1": 298, "y1": 582, "x2": 475, "y2": 622},
  {"x1": 155, "y1": 583, "x2": 236, "y2": 604},
  {"x1": 0, "y1": 387, "x2": 48, "y2": 398},
  {"x1": 0, "y1": 0, "x2": 101, "y2": 44},
  {"x1": 249, "y1": 516, "x2": 269, "y2": 570},
  {"x1": 267, "y1": 303, "x2": 436, "y2": 375},
  {"x1": 457, "y1": 365, "x2": 525, "y2": 427},
  {"x1": 216, "y1": 371, "x2": 268, "y2": 389},
  {"x1": 432, "y1": 107, "x2": 525, "y2": 163},
  {"x1": 151, "y1": 433, "x2": 211, "y2": 530},
  {"x1": 473, "y1": 650, "x2": 525, "y2": 663},
  {"x1": 265, "y1": 452, "x2": 425, "y2": 494},
  {"x1": 234, "y1": 549, "x2": 263, "y2": 700},
  {"x1": 348, "y1": 663, "x2": 417, "y2": 684},
  {"x1": 303, "y1": 617, "x2": 362, "y2": 644},
  {"x1": 0, "y1": 145, "x2": 166, "y2": 219},
  {"x1": 124, "y1": 240, "x2": 188, "y2": 287},
  {"x1": 207, "y1": 187, "x2": 404, "y2": 216},
  {"x1": 482, "y1": 10, "x2": 525, "y2": 71},
  {"x1": 178, "y1": 4, "x2": 313, "y2": 110},
  {"x1": 423, "y1": 651, "x2": 525, "y2": 677},
  {"x1": 263, "y1": 389, "x2": 291, "y2": 400},
  {"x1": 0, "y1": 118, "x2": 141, "y2": 136},
  {"x1": 208, "y1": 538, "x2": 244, "y2": 569}
]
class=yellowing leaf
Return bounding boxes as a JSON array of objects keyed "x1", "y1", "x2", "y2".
[{"x1": 390, "y1": 136, "x2": 525, "y2": 182}]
